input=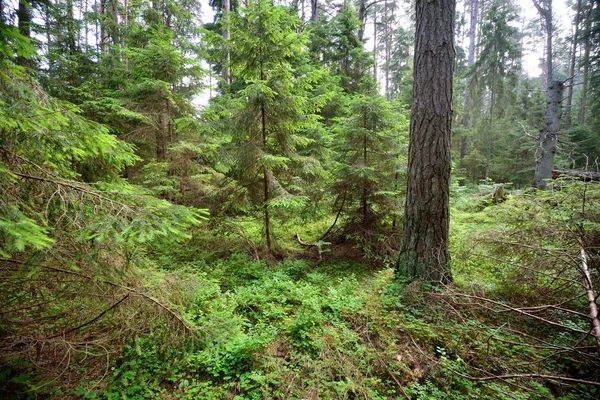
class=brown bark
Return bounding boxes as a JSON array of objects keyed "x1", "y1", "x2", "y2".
[{"x1": 397, "y1": 0, "x2": 455, "y2": 283}]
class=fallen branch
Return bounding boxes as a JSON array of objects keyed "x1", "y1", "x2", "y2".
[
  {"x1": 579, "y1": 241, "x2": 600, "y2": 354},
  {"x1": 296, "y1": 233, "x2": 323, "y2": 261},
  {"x1": 553, "y1": 169, "x2": 600, "y2": 181},
  {"x1": 7, "y1": 260, "x2": 194, "y2": 335},
  {"x1": 47, "y1": 293, "x2": 131, "y2": 339}
]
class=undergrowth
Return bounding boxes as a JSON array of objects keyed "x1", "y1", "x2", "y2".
[{"x1": 4, "y1": 181, "x2": 600, "y2": 399}]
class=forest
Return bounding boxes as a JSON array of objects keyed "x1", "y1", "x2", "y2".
[{"x1": 1, "y1": 0, "x2": 600, "y2": 398}]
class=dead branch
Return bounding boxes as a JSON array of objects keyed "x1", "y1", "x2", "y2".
[
  {"x1": 46, "y1": 293, "x2": 131, "y2": 340},
  {"x1": 467, "y1": 373, "x2": 600, "y2": 386},
  {"x1": 7, "y1": 260, "x2": 194, "y2": 335},
  {"x1": 319, "y1": 190, "x2": 347, "y2": 241},
  {"x1": 430, "y1": 291, "x2": 590, "y2": 335},
  {"x1": 296, "y1": 233, "x2": 323, "y2": 261},
  {"x1": 553, "y1": 169, "x2": 600, "y2": 181},
  {"x1": 579, "y1": 242, "x2": 600, "y2": 353}
]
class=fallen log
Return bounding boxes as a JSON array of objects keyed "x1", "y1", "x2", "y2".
[{"x1": 552, "y1": 169, "x2": 600, "y2": 181}]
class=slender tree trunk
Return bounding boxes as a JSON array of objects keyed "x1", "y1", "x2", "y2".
[
  {"x1": 385, "y1": 1, "x2": 392, "y2": 100},
  {"x1": 397, "y1": 0, "x2": 455, "y2": 283},
  {"x1": 362, "y1": 115, "x2": 368, "y2": 229},
  {"x1": 223, "y1": 0, "x2": 231, "y2": 85},
  {"x1": 124, "y1": 0, "x2": 128, "y2": 69},
  {"x1": 580, "y1": 5, "x2": 593, "y2": 125},
  {"x1": 100, "y1": 0, "x2": 109, "y2": 54},
  {"x1": 262, "y1": 103, "x2": 272, "y2": 252},
  {"x1": 373, "y1": 7, "x2": 377, "y2": 83},
  {"x1": 111, "y1": 0, "x2": 119, "y2": 45},
  {"x1": 460, "y1": 0, "x2": 479, "y2": 167},
  {"x1": 66, "y1": 0, "x2": 76, "y2": 53},
  {"x1": 564, "y1": 0, "x2": 582, "y2": 130}
]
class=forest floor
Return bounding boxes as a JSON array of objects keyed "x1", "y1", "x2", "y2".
[{"x1": 2, "y1": 184, "x2": 599, "y2": 399}]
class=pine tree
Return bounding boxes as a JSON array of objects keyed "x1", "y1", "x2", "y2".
[{"x1": 208, "y1": 0, "x2": 331, "y2": 252}]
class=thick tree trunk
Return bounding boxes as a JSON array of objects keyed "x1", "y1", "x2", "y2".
[
  {"x1": 564, "y1": 0, "x2": 582, "y2": 130},
  {"x1": 532, "y1": 0, "x2": 559, "y2": 190},
  {"x1": 533, "y1": 80, "x2": 564, "y2": 189},
  {"x1": 17, "y1": 0, "x2": 31, "y2": 38},
  {"x1": 397, "y1": 0, "x2": 455, "y2": 283},
  {"x1": 460, "y1": 0, "x2": 479, "y2": 168}
]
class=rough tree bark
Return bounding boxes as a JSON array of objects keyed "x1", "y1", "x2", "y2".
[
  {"x1": 397, "y1": 0, "x2": 455, "y2": 283},
  {"x1": 532, "y1": 0, "x2": 562, "y2": 190},
  {"x1": 534, "y1": 80, "x2": 564, "y2": 189}
]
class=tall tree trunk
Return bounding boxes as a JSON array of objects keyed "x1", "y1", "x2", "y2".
[
  {"x1": 124, "y1": 0, "x2": 128, "y2": 69},
  {"x1": 110, "y1": 0, "x2": 119, "y2": 45},
  {"x1": 100, "y1": 0, "x2": 109, "y2": 54},
  {"x1": 564, "y1": 0, "x2": 582, "y2": 130},
  {"x1": 223, "y1": 0, "x2": 231, "y2": 85},
  {"x1": 17, "y1": 0, "x2": 32, "y2": 66},
  {"x1": 373, "y1": 7, "x2": 377, "y2": 83},
  {"x1": 17, "y1": 0, "x2": 31, "y2": 38},
  {"x1": 580, "y1": 4, "x2": 593, "y2": 125},
  {"x1": 460, "y1": 0, "x2": 479, "y2": 168},
  {"x1": 66, "y1": 0, "x2": 76, "y2": 53},
  {"x1": 534, "y1": 80, "x2": 564, "y2": 189},
  {"x1": 261, "y1": 104, "x2": 272, "y2": 252},
  {"x1": 358, "y1": 0, "x2": 367, "y2": 43},
  {"x1": 310, "y1": 0, "x2": 318, "y2": 21},
  {"x1": 384, "y1": 0, "x2": 392, "y2": 100},
  {"x1": 362, "y1": 115, "x2": 368, "y2": 229},
  {"x1": 397, "y1": 0, "x2": 455, "y2": 284},
  {"x1": 532, "y1": 0, "x2": 559, "y2": 189},
  {"x1": 156, "y1": 100, "x2": 169, "y2": 161}
]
